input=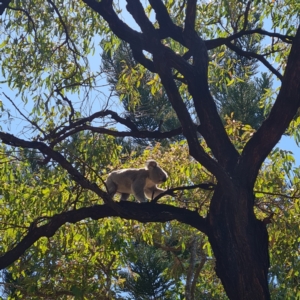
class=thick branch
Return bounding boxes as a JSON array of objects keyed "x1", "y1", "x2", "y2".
[
  {"x1": 152, "y1": 183, "x2": 216, "y2": 203},
  {"x1": 82, "y1": 0, "x2": 152, "y2": 55},
  {"x1": 152, "y1": 51, "x2": 230, "y2": 181},
  {"x1": 238, "y1": 25, "x2": 300, "y2": 187},
  {"x1": 80, "y1": 1, "x2": 238, "y2": 175},
  {"x1": 0, "y1": 202, "x2": 207, "y2": 270},
  {"x1": 126, "y1": 0, "x2": 156, "y2": 35},
  {"x1": 184, "y1": 0, "x2": 197, "y2": 34},
  {"x1": 0, "y1": 132, "x2": 93, "y2": 184},
  {"x1": 82, "y1": 0, "x2": 227, "y2": 180},
  {"x1": 184, "y1": 40, "x2": 240, "y2": 170},
  {"x1": 147, "y1": 1, "x2": 240, "y2": 170},
  {"x1": 149, "y1": 0, "x2": 186, "y2": 45},
  {"x1": 131, "y1": 47, "x2": 156, "y2": 72}
]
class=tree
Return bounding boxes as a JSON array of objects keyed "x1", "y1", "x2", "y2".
[
  {"x1": 118, "y1": 243, "x2": 176, "y2": 300},
  {"x1": 215, "y1": 72, "x2": 271, "y2": 129},
  {"x1": 0, "y1": 1, "x2": 300, "y2": 300},
  {"x1": 101, "y1": 40, "x2": 183, "y2": 146},
  {"x1": 209, "y1": 11, "x2": 272, "y2": 129}
]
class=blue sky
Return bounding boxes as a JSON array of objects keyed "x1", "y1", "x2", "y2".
[
  {"x1": 1, "y1": 1, "x2": 299, "y2": 169},
  {"x1": 278, "y1": 135, "x2": 300, "y2": 166}
]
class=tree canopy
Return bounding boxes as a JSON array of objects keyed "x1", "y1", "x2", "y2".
[{"x1": 0, "y1": 1, "x2": 300, "y2": 299}]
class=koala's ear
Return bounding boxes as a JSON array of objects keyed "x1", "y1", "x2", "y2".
[{"x1": 146, "y1": 160, "x2": 157, "y2": 169}]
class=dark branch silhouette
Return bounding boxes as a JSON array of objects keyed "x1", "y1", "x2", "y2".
[
  {"x1": 0, "y1": 202, "x2": 207, "y2": 270},
  {"x1": 152, "y1": 183, "x2": 216, "y2": 203},
  {"x1": 0, "y1": 0, "x2": 11, "y2": 15}
]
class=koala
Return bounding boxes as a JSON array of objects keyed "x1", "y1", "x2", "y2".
[{"x1": 105, "y1": 160, "x2": 168, "y2": 202}]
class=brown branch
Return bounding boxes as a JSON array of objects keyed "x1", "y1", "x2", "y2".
[
  {"x1": 151, "y1": 3, "x2": 240, "y2": 172},
  {"x1": 55, "y1": 92, "x2": 75, "y2": 125},
  {"x1": 86, "y1": 124, "x2": 182, "y2": 138},
  {"x1": 47, "y1": 124, "x2": 183, "y2": 147},
  {"x1": 0, "y1": 202, "x2": 207, "y2": 270},
  {"x1": 149, "y1": 0, "x2": 186, "y2": 45},
  {"x1": 7, "y1": 6, "x2": 37, "y2": 37},
  {"x1": 186, "y1": 235, "x2": 197, "y2": 299},
  {"x1": 82, "y1": 0, "x2": 145, "y2": 48},
  {"x1": 42, "y1": 109, "x2": 140, "y2": 142},
  {"x1": 47, "y1": 0, "x2": 81, "y2": 56},
  {"x1": 153, "y1": 52, "x2": 230, "y2": 180},
  {"x1": 206, "y1": 28, "x2": 294, "y2": 50},
  {"x1": 238, "y1": 25, "x2": 300, "y2": 188},
  {"x1": 126, "y1": 0, "x2": 156, "y2": 35},
  {"x1": 184, "y1": 0, "x2": 197, "y2": 34},
  {"x1": 131, "y1": 47, "x2": 156, "y2": 72},
  {"x1": 254, "y1": 190, "x2": 300, "y2": 199},
  {"x1": 82, "y1": 0, "x2": 238, "y2": 180},
  {"x1": 262, "y1": 213, "x2": 274, "y2": 225},
  {"x1": 152, "y1": 183, "x2": 216, "y2": 203},
  {"x1": 0, "y1": 131, "x2": 127, "y2": 217},
  {"x1": 235, "y1": 1, "x2": 252, "y2": 32},
  {"x1": 242, "y1": 1, "x2": 252, "y2": 30},
  {"x1": 190, "y1": 239, "x2": 206, "y2": 299}
]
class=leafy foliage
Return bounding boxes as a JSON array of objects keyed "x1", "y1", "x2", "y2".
[
  {"x1": 0, "y1": 1, "x2": 299, "y2": 300},
  {"x1": 101, "y1": 41, "x2": 183, "y2": 146},
  {"x1": 118, "y1": 244, "x2": 176, "y2": 300}
]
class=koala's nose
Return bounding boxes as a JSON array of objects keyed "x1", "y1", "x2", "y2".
[{"x1": 162, "y1": 175, "x2": 167, "y2": 182}]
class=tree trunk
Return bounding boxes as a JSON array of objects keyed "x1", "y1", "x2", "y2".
[
  {"x1": 207, "y1": 186, "x2": 270, "y2": 300},
  {"x1": 185, "y1": 236, "x2": 197, "y2": 300}
]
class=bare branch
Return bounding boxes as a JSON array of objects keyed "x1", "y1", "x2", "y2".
[
  {"x1": 82, "y1": 0, "x2": 145, "y2": 48},
  {"x1": 50, "y1": 125, "x2": 183, "y2": 146},
  {"x1": 0, "y1": 132, "x2": 125, "y2": 215},
  {"x1": 7, "y1": 6, "x2": 37, "y2": 36},
  {"x1": 206, "y1": 28, "x2": 294, "y2": 50},
  {"x1": 131, "y1": 47, "x2": 156, "y2": 72},
  {"x1": 254, "y1": 190, "x2": 300, "y2": 199},
  {"x1": 152, "y1": 183, "x2": 216, "y2": 203},
  {"x1": 3, "y1": 93, "x2": 46, "y2": 135},
  {"x1": 42, "y1": 109, "x2": 140, "y2": 142},
  {"x1": 55, "y1": 91, "x2": 75, "y2": 125},
  {"x1": 238, "y1": 25, "x2": 300, "y2": 188},
  {"x1": 242, "y1": 1, "x2": 252, "y2": 30},
  {"x1": 47, "y1": 0, "x2": 81, "y2": 56}
]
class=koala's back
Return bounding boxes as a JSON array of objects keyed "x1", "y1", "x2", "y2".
[{"x1": 108, "y1": 168, "x2": 148, "y2": 193}]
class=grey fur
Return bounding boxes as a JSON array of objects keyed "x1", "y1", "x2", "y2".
[{"x1": 105, "y1": 160, "x2": 168, "y2": 202}]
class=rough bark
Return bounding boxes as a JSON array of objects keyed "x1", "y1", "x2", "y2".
[{"x1": 208, "y1": 187, "x2": 270, "y2": 300}]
